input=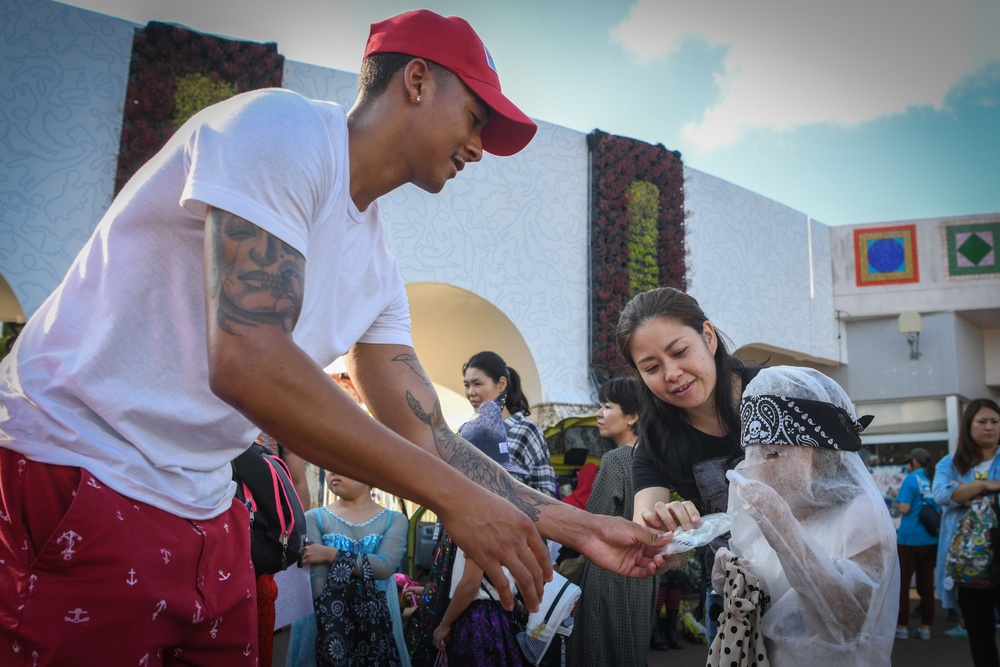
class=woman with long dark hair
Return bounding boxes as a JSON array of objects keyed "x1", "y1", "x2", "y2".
[
  {"x1": 614, "y1": 287, "x2": 760, "y2": 641},
  {"x1": 462, "y1": 351, "x2": 558, "y2": 497},
  {"x1": 932, "y1": 398, "x2": 1000, "y2": 666}
]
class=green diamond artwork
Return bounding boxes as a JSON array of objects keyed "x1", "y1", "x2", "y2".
[{"x1": 946, "y1": 222, "x2": 999, "y2": 276}]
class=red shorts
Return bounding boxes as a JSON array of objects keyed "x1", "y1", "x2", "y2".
[{"x1": 0, "y1": 447, "x2": 258, "y2": 666}]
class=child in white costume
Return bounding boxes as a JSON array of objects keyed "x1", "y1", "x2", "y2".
[{"x1": 712, "y1": 366, "x2": 899, "y2": 667}]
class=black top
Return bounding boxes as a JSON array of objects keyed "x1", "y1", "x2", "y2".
[{"x1": 632, "y1": 366, "x2": 761, "y2": 514}]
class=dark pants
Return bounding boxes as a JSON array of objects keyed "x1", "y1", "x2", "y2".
[
  {"x1": 958, "y1": 586, "x2": 1000, "y2": 667},
  {"x1": 897, "y1": 543, "x2": 937, "y2": 626}
]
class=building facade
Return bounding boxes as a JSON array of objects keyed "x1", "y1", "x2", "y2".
[{"x1": 2, "y1": 0, "x2": 997, "y2": 464}]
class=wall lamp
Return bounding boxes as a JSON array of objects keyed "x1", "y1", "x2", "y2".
[{"x1": 898, "y1": 311, "x2": 922, "y2": 360}]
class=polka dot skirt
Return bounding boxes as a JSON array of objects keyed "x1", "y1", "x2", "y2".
[{"x1": 706, "y1": 557, "x2": 770, "y2": 667}]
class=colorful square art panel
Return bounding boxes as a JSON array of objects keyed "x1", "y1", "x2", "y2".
[
  {"x1": 945, "y1": 221, "x2": 1000, "y2": 277},
  {"x1": 855, "y1": 225, "x2": 919, "y2": 286}
]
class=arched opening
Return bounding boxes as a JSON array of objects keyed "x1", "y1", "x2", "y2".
[
  {"x1": 405, "y1": 282, "x2": 541, "y2": 430},
  {"x1": 0, "y1": 273, "x2": 26, "y2": 359},
  {"x1": 0, "y1": 273, "x2": 25, "y2": 324},
  {"x1": 735, "y1": 342, "x2": 840, "y2": 370}
]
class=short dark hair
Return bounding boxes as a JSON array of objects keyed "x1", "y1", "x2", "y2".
[
  {"x1": 462, "y1": 351, "x2": 531, "y2": 417},
  {"x1": 599, "y1": 377, "x2": 641, "y2": 434},
  {"x1": 358, "y1": 52, "x2": 447, "y2": 98}
]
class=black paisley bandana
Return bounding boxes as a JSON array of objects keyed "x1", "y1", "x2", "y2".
[{"x1": 740, "y1": 395, "x2": 874, "y2": 451}]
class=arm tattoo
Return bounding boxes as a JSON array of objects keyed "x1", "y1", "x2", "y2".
[
  {"x1": 391, "y1": 352, "x2": 433, "y2": 388},
  {"x1": 406, "y1": 390, "x2": 556, "y2": 522},
  {"x1": 207, "y1": 209, "x2": 305, "y2": 335}
]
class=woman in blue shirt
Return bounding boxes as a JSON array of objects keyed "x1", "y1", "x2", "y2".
[
  {"x1": 932, "y1": 398, "x2": 1000, "y2": 666},
  {"x1": 895, "y1": 447, "x2": 939, "y2": 639}
]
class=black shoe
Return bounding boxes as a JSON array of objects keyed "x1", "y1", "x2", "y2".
[
  {"x1": 650, "y1": 612, "x2": 670, "y2": 651},
  {"x1": 666, "y1": 610, "x2": 685, "y2": 650}
]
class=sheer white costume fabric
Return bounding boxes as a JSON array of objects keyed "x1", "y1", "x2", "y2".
[{"x1": 719, "y1": 366, "x2": 899, "y2": 667}]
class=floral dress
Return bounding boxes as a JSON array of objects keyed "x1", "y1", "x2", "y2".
[{"x1": 286, "y1": 506, "x2": 411, "y2": 667}]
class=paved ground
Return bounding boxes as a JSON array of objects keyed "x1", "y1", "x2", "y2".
[
  {"x1": 646, "y1": 598, "x2": 973, "y2": 667},
  {"x1": 273, "y1": 598, "x2": 976, "y2": 666}
]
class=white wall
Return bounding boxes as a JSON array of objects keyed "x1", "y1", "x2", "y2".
[
  {"x1": 684, "y1": 168, "x2": 842, "y2": 364},
  {"x1": 0, "y1": 0, "x2": 132, "y2": 316}
]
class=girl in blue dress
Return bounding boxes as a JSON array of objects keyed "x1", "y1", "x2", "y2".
[{"x1": 287, "y1": 470, "x2": 411, "y2": 667}]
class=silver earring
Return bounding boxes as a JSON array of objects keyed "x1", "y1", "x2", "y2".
[{"x1": 415, "y1": 95, "x2": 421, "y2": 103}]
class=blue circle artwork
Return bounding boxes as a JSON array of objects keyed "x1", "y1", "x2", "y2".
[{"x1": 867, "y1": 238, "x2": 904, "y2": 273}]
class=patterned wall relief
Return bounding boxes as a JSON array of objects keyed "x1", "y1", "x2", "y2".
[
  {"x1": 944, "y1": 220, "x2": 999, "y2": 278},
  {"x1": 282, "y1": 60, "x2": 359, "y2": 108},
  {"x1": 854, "y1": 224, "x2": 919, "y2": 286},
  {"x1": 587, "y1": 130, "x2": 686, "y2": 383},
  {"x1": 380, "y1": 123, "x2": 594, "y2": 404},
  {"x1": 683, "y1": 168, "x2": 840, "y2": 365},
  {"x1": 1, "y1": 0, "x2": 133, "y2": 317},
  {"x1": 115, "y1": 22, "x2": 284, "y2": 194}
]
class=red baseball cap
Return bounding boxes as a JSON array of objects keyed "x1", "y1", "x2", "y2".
[{"x1": 363, "y1": 9, "x2": 537, "y2": 157}]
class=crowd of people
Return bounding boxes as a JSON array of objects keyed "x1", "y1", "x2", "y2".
[
  {"x1": 269, "y1": 292, "x2": 1000, "y2": 667},
  {"x1": 1, "y1": 5, "x2": 999, "y2": 667}
]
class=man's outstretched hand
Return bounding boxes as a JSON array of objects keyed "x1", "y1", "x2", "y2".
[
  {"x1": 578, "y1": 514, "x2": 669, "y2": 577},
  {"x1": 437, "y1": 489, "x2": 552, "y2": 612}
]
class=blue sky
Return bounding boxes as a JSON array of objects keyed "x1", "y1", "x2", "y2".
[{"x1": 62, "y1": 0, "x2": 1000, "y2": 226}]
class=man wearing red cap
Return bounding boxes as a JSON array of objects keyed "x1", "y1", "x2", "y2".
[{"x1": 0, "y1": 10, "x2": 667, "y2": 665}]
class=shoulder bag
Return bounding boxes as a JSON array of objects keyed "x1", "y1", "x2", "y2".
[
  {"x1": 233, "y1": 443, "x2": 307, "y2": 575},
  {"x1": 917, "y1": 481, "x2": 941, "y2": 537},
  {"x1": 945, "y1": 493, "x2": 1000, "y2": 589},
  {"x1": 315, "y1": 549, "x2": 401, "y2": 667}
]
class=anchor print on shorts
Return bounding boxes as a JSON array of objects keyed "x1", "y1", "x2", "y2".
[
  {"x1": 57, "y1": 530, "x2": 82, "y2": 560},
  {"x1": 65, "y1": 608, "x2": 90, "y2": 623}
]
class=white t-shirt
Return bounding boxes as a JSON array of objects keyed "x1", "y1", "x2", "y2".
[{"x1": 0, "y1": 89, "x2": 412, "y2": 519}]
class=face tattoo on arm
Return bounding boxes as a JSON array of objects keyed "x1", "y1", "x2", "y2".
[
  {"x1": 393, "y1": 354, "x2": 556, "y2": 522},
  {"x1": 208, "y1": 208, "x2": 305, "y2": 335}
]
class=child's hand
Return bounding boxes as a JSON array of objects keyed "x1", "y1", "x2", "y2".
[
  {"x1": 402, "y1": 585, "x2": 424, "y2": 607},
  {"x1": 711, "y1": 546, "x2": 750, "y2": 594},
  {"x1": 728, "y1": 472, "x2": 791, "y2": 525},
  {"x1": 432, "y1": 624, "x2": 450, "y2": 650},
  {"x1": 300, "y1": 543, "x2": 334, "y2": 565}
]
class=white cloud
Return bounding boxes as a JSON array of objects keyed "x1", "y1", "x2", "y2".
[{"x1": 611, "y1": 0, "x2": 1000, "y2": 151}]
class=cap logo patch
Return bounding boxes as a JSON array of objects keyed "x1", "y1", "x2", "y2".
[{"x1": 483, "y1": 45, "x2": 497, "y2": 74}]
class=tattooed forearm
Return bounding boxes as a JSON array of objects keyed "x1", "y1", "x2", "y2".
[
  {"x1": 207, "y1": 208, "x2": 305, "y2": 335},
  {"x1": 405, "y1": 390, "x2": 557, "y2": 522},
  {"x1": 392, "y1": 353, "x2": 434, "y2": 389}
]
